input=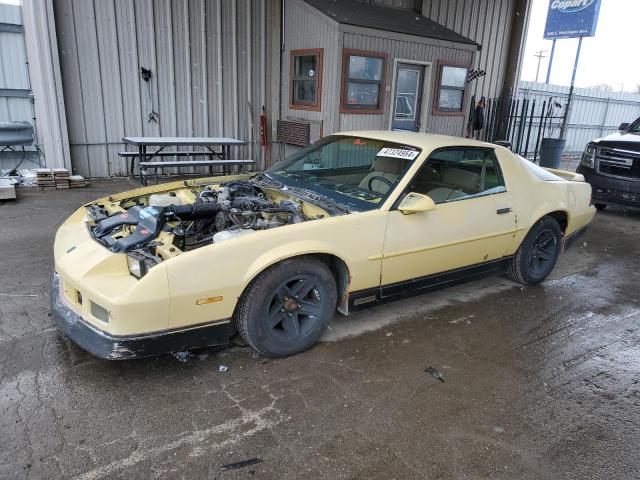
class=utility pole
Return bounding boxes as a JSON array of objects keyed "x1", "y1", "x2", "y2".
[{"x1": 534, "y1": 50, "x2": 548, "y2": 82}]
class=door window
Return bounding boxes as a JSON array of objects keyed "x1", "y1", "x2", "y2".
[
  {"x1": 406, "y1": 148, "x2": 505, "y2": 204},
  {"x1": 394, "y1": 69, "x2": 420, "y2": 120}
]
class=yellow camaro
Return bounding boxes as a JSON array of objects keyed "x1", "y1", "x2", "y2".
[{"x1": 52, "y1": 132, "x2": 595, "y2": 359}]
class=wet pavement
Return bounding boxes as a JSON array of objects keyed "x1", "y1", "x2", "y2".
[{"x1": 1, "y1": 179, "x2": 639, "y2": 479}]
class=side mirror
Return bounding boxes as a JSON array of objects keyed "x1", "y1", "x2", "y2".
[
  {"x1": 397, "y1": 192, "x2": 436, "y2": 215},
  {"x1": 619, "y1": 122, "x2": 630, "y2": 131}
]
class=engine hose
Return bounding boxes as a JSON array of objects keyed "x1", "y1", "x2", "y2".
[{"x1": 164, "y1": 203, "x2": 221, "y2": 220}]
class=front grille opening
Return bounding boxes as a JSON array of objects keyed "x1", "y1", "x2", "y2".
[{"x1": 597, "y1": 149, "x2": 640, "y2": 179}]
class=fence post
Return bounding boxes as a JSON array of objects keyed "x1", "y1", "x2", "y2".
[
  {"x1": 524, "y1": 100, "x2": 535, "y2": 158},
  {"x1": 600, "y1": 96, "x2": 611, "y2": 138},
  {"x1": 534, "y1": 100, "x2": 546, "y2": 163}
]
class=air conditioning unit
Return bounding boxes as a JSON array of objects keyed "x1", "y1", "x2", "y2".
[{"x1": 277, "y1": 118, "x2": 322, "y2": 147}]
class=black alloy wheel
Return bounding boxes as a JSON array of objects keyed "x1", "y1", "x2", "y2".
[
  {"x1": 235, "y1": 257, "x2": 337, "y2": 357},
  {"x1": 508, "y1": 216, "x2": 562, "y2": 285},
  {"x1": 528, "y1": 228, "x2": 558, "y2": 277},
  {"x1": 266, "y1": 276, "x2": 324, "y2": 340}
]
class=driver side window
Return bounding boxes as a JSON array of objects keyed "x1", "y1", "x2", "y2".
[{"x1": 408, "y1": 147, "x2": 505, "y2": 204}]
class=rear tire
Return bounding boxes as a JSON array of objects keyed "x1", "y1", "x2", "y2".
[
  {"x1": 235, "y1": 257, "x2": 337, "y2": 357},
  {"x1": 594, "y1": 203, "x2": 607, "y2": 211},
  {"x1": 508, "y1": 216, "x2": 562, "y2": 285}
]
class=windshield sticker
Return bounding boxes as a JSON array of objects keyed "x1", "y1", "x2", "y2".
[{"x1": 377, "y1": 147, "x2": 419, "y2": 160}]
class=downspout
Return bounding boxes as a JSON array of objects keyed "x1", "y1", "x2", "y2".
[{"x1": 279, "y1": 0, "x2": 284, "y2": 126}]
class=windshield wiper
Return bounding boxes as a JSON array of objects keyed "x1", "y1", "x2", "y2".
[{"x1": 252, "y1": 173, "x2": 284, "y2": 190}]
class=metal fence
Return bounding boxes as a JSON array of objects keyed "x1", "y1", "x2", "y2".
[
  {"x1": 467, "y1": 81, "x2": 640, "y2": 162},
  {"x1": 515, "y1": 81, "x2": 640, "y2": 155}
]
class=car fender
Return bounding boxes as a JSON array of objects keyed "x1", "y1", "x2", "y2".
[{"x1": 242, "y1": 239, "x2": 351, "y2": 289}]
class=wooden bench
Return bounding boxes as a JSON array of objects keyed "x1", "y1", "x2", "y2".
[
  {"x1": 139, "y1": 159, "x2": 255, "y2": 185},
  {"x1": 118, "y1": 150, "x2": 221, "y2": 158}
]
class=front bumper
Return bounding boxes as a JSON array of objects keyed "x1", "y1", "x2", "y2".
[
  {"x1": 577, "y1": 165, "x2": 640, "y2": 207},
  {"x1": 51, "y1": 273, "x2": 231, "y2": 359}
]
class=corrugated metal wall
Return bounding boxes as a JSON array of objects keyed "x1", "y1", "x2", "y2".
[
  {"x1": 0, "y1": 4, "x2": 31, "y2": 127},
  {"x1": 422, "y1": 0, "x2": 515, "y2": 100},
  {"x1": 53, "y1": 0, "x2": 267, "y2": 177}
]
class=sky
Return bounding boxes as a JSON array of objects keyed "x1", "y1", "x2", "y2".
[{"x1": 520, "y1": 0, "x2": 640, "y2": 92}]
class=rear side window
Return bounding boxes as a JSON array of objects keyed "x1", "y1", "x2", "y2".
[
  {"x1": 515, "y1": 154, "x2": 563, "y2": 181},
  {"x1": 408, "y1": 147, "x2": 505, "y2": 204}
]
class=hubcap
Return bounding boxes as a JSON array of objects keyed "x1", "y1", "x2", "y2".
[
  {"x1": 528, "y1": 229, "x2": 557, "y2": 275},
  {"x1": 266, "y1": 276, "x2": 322, "y2": 340}
]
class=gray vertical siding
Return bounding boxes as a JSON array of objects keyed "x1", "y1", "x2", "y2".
[
  {"x1": 282, "y1": 0, "x2": 340, "y2": 134},
  {"x1": 0, "y1": 3, "x2": 31, "y2": 126},
  {"x1": 422, "y1": 0, "x2": 515, "y2": 100},
  {"x1": 54, "y1": 0, "x2": 268, "y2": 177},
  {"x1": 283, "y1": 0, "x2": 474, "y2": 140},
  {"x1": 340, "y1": 30, "x2": 473, "y2": 136}
]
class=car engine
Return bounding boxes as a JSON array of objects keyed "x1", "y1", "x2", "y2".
[{"x1": 88, "y1": 181, "x2": 306, "y2": 256}]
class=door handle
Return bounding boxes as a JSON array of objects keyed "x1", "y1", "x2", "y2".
[{"x1": 496, "y1": 207, "x2": 512, "y2": 215}]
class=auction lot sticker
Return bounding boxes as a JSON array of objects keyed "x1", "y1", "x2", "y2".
[{"x1": 377, "y1": 147, "x2": 420, "y2": 160}]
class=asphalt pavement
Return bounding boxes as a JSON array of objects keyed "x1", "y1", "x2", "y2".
[{"x1": 1, "y1": 179, "x2": 639, "y2": 479}]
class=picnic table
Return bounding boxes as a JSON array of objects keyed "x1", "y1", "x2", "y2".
[{"x1": 120, "y1": 136, "x2": 253, "y2": 185}]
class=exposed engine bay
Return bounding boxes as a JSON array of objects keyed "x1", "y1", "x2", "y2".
[{"x1": 86, "y1": 179, "x2": 330, "y2": 276}]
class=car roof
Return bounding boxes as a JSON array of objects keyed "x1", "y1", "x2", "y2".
[{"x1": 335, "y1": 130, "x2": 500, "y2": 152}]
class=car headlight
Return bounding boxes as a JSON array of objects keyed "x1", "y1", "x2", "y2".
[
  {"x1": 126, "y1": 251, "x2": 158, "y2": 279},
  {"x1": 581, "y1": 143, "x2": 597, "y2": 168}
]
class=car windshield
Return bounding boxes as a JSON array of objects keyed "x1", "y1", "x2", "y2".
[
  {"x1": 627, "y1": 118, "x2": 640, "y2": 133},
  {"x1": 265, "y1": 136, "x2": 420, "y2": 211}
]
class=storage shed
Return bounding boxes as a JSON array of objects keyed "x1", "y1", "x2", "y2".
[{"x1": 278, "y1": 0, "x2": 480, "y2": 152}]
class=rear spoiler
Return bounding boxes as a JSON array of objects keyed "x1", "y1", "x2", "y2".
[{"x1": 543, "y1": 167, "x2": 585, "y2": 182}]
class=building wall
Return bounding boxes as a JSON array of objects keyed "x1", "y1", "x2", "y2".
[
  {"x1": 0, "y1": 3, "x2": 31, "y2": 126},
  {"x1": 53, "y1": 0, "x2": 268, "y2": 177},
  {"x1": 0, "y1": 2, "x2": 36, "y2": 171},
  {"x1": 422, "y1": 0, "x2": 516, "y2": 101},
  {"x1": 340, "y1": 29, "x2": 474, "y2": 136},
  {"x1": 281, "y1": 0, "x2": 341, "y2": 135},
  {"x1": 281, "y1": 0, "x2": 475, "y2": 145}
]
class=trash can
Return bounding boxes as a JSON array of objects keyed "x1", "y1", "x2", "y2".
[{"x1": 539, "y1": 138, "x2": 566, "y2": 169}]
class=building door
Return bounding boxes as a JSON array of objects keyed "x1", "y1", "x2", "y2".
[{"x1": 391, "y1": 63, "x2": 425, "y2": 132}]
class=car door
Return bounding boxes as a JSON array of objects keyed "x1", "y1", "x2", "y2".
[{"x1": 380, "y1": 147, "x2": 516, "y2": 296}]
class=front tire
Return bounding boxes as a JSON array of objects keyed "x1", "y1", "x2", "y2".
[
  {"x1": 235, "y1": 257, "x2": 337, "y2": 357},
  {"x1": 508, "y1": 216, "x2": 562, "y2": 285},
  {"x1": 594, "y1": 203, "x2": 607, "y2": 211}
]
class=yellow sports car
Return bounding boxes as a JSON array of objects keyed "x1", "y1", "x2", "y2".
[{"x1": 52, "y1": 131, "x2": 595, "y2": 359}]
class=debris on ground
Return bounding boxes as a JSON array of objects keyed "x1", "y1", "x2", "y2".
[
  {"x1": 425, "y1": 366, "x2": 445, "y2": 383},
  {"x1": 218, "y1": 364, "x2": 229, "y2": 373},
  {"x1": 198, "y1": 353, "x2": 209, "y2": 361},
  {"x1": 221, "y1": 458, "x2": 263, "y2": 471},
  {"x1": 172, "y1": 351, "x2": 190, "y2": 363}
]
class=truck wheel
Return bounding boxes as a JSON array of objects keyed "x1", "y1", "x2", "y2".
[
  {"x1": 508, "y1": 216, "x2": 562, "y2": 285},
  {"x1": 594, "y1": 203, "x2": 607, "y2": 211},
  {"x1": 236, "y1": 257, "x2": 337, "y2": 357}
]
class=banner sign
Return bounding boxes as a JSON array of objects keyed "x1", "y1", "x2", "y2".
[{"x1": 544, "y1": 0, "x2": 602, "y2": 39}]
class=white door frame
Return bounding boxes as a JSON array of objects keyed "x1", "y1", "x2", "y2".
[{"x1": 388, "y1": 58, "x2": 433, "y2": 133}]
